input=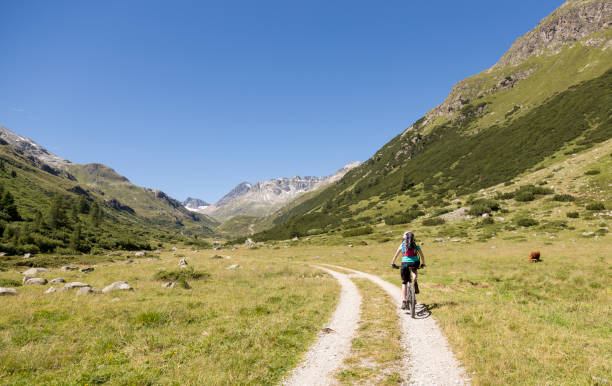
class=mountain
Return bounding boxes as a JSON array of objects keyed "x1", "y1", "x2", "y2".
[
  {"x1": 183, "y1": 197, "x2": 210, "y2": 212},
  {"x1": 253, "y1": 0, "x2": 612, "y2": 241},
  {"x1": 0, "y1": 126, "x2": 218, "y2": 255},
  {"x1": 197, "y1": 162, "x2": 361, "y2": 222}
]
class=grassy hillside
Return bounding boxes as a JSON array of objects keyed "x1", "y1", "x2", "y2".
[
  {"x1": 254, "y1": 66, "x2": 612, "y2": 241},
  {"x1": 0, "y1": 143, "x2": 215, "y2": 257}
]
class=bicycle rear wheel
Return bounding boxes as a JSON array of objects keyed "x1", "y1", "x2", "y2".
[{"x1": 409, "y1": 281, "x2": 416, "y2": 318}]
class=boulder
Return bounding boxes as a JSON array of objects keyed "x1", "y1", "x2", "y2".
[
  {"x1": 23, "y1": 268, "x2": 49, "y2": 276},
  {"x1": 226, "y1": 264, "x2": 240, "y2": 270},
  {"x1": 482, "y1": 213, "x2": 490, "y2": 218},
  {"x1": 23, "y1": 253, "x2": 34, "y2": 258},
  {"x1": 292, "y1": 237, "x2": 299, "y2": 241},
  {"x1": 162, "y1": 282, "x2": 176, "y2": 288},
  {"x1": 45, "y1": 286, "x2": 56, "y2": 294},
  {"x1": 80, "y1": 267, "x2": 95, "y2": 273},
  {"x1": 23, "y1": 277, "x2": 48, "y2": 285},
  {"x1": 134, "y1": 251, "x2": 146, "y2": 257},
  {"x1": 0, "y1": 252, "x2": 7, "y2": 256},
  {"x1": 61, "y1": 266, "x2": 77, "y2": 271},
  {"x1": 125, "y1": 260, "x2": 135, "y2": 264},
  {"x1": 434, "y1": 238, "x2": 446, "y2": 243},
  {"x1": 0, "y1": 287, "x2": 18, "y2": 295},
  {"x1": 153, "y1": 249, "x2": 161, "y2": 253},
  {"x1": 50, "y1": 278, "x2": 66, "y2": 284},
  {"x1": 102, "y1": 281, "x2": 133, "y2": 293},
  {"x1": 451, "y1": 238, "x2": 462, "y2": 242},
  {"x1": 360, "y1": 241, "x2": 368, "y2": 246},
  {"x1": 348, "y1": 244, "x2": 353, "y2": 248},
  {"x1": 76, "y1": 287, "x2": 94, "y2": 295},
  {"x1": 582, "y1": 231, "x2": 595, "y2": 236},
  {"x1": 179, "y1": 258, "x2": 188, "y2": 266},
  {"x1": 171, "y1": 247, "x2": 178, "y2": 251},
  {"x1": 63, "y1": 282, "x2": 91, "y2": 290}
]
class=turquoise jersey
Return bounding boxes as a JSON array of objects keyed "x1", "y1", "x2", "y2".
[{"x1": 400, "y1": 243, "x2": 420, "y2": 263}]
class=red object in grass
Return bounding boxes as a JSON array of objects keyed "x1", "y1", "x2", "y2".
[{"x1": 529, "y1": 250, "x2": 541, "y2": 262}]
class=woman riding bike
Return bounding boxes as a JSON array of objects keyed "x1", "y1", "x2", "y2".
[{"x1": 390, "y1": 231, "x2": 426, "y2": 310}]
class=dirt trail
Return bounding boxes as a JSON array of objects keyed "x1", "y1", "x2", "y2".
[
  {"x1": 282, "y1": 266, "x2": 362, "y2": 386},
  {"x1": 324, "y1": 264, "x2": 470, "y2": 386}
]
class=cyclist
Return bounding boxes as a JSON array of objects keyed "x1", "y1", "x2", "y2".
[{"x1": 390, "y1": 231, "x2": 426, "y2": 310}]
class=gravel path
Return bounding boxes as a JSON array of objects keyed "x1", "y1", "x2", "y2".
[
  {"x1": 282, "y1": 266, "x2": 362, "y2": 386},
  {"x1": 324, "y1": 264, "x2": 470, "y2": 386}
]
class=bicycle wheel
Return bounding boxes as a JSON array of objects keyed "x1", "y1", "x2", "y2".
[{"x1": 410, "y1": 280, "x2": 416, "y2": 319}]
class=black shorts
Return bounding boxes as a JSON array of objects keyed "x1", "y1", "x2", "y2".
[{"x1": 400, "y1": 261, "x2": 419, "y2": 284}]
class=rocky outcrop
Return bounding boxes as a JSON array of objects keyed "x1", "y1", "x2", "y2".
[
  {"x1": 106, "y1": 198, "x2": 135, "y2": 214},
  {"x1": 0, "y1": 126, "x2": 70, "y2": 169},
  {"x1": 183, "y1": 197, "x2": 210, "y2": 211},
  {"x1": 494, "y1": 0, "x2": 611, "y2": 69}
]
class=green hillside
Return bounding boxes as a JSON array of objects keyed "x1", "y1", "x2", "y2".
[{"x1": 253, "y1": 8, "x2": 612, "y2": 241}]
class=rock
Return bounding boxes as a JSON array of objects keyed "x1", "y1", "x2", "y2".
[
  {"x1": 102, "y1": 281, "x2": 133, "y2": 293},
  {"x1": 582, "y1": 231, "x2": 595, "y2": 236},
  {"x1": 225, "y1": 256, "x2": 231, "y2": 260},
  {"x1": 153, "y1": 249, "x2": 161, "y2": 253},
  {"x1": 80, "y1": 267, "x2": 94, "y2": 273},
  {"x1": 76, "y1": 287, "x2": 94, "y2": 295},
  {"x1": 50, "y1": 278, "x2": 66, "y2": 284},
  {"x1": 162, "y1": 282, "x2": 176, "y2": 288},
  {"x1": 360, "y1": 241, "x2": 368, "y2": 246},
  {"x1": 451, "y1": 238, "x2": 462, "y2": 242},
  {"x1": 496, "y1": 217, "x2": 505, "y2": 222},
  {"x1": 63, "y1": 282, "x2": 91, "y2": 290},
  {"x1": 0, "y1": 252, "x2": 7, "y2": 256},
  {"x1": 23, "y1": 277, "x2": 47, "y2": 285},
  {"x1": 434, "y1": 238, "x2": 446, "y2": 243},
  {"x1": 111, "y1": 297, "x2": 120, "y2": 302},
  {"x1": 348, "y1": 244, "x2": 353, "y2": 248},
  {"x1": 134, "y1": 251, "x2": 146, "y2": 257},
  {"x1": 0, "y1": 287, "x2": 18, "y2": 295},
  {"x1": 292, "y1": 237, "x2": 299, "y2": 241},
  {"x1": 226, "y1": 264, "x2": 239, "y2": 270},
  {"x1": 172, "y1": 247, "x2": 178, "y2": 251},
  {"x1": 231, "y1": 247, "x2": 237, "y2": 251},
  {"x1": 23, "y1": 253, "x2": 34, "y2": 258},
  {"x1": 22, "y1": 268, "x2": 49, "y2": 276},
  {"x1": 125, "y1": 260, "x2": 134, "y2": 264},
  {"x1": 179, "y1": 258, "x2": 188, "y2": 266},
  {"x1": 45, "y1": 286, "x2": 56, "y2": 294},
  {"x1": 61, "y1": 266, "x2": 77, "y2": 271},
  {"x1": 482, "y1": 213, "x2": 490, "y2": 218}
]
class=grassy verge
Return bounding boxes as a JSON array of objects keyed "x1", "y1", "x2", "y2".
[
  {"x1": 336, "y1": 278, "x2": 403, "y2": 385},
  {"x1": 0, "y1": 249, "x2": 338, "y2": 384}
]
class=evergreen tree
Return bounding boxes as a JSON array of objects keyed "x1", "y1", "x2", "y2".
[
  {"x1": 34, "y1": 210, "x2": 44, "y2": 231},
  {"x1": 47, "y1": 195, "x2": 68, "y2": 229},
  {"x1": 69, "y1": 224, "x2": 81, "y2": 252},
  {"x1": 77, "y1": 196, "x2": 90, "y2": 214},
  {"x1": 71, "y1": 201, "x2": 79, "y2": 223},
  {"x1": 0, "y1": 191, "x2": 21, "y2": 221},
  {"x1": 90, "y1": 202, "x2": 103, "y2": 228}
]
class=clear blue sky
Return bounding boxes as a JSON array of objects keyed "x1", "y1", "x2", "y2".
[{"x1": 0, "y1": 0, "x2": 564, "y2": 202}]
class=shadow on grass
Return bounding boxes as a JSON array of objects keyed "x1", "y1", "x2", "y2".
[{"x1": 408, "y1": 301, "x2": 458, "y2": 319}]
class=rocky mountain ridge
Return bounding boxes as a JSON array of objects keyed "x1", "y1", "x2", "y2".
[
  {"x1": 183, "y1": 197, "x2": 210, "y2": 212},
  {"x1": 196, "y1": 162, "x2": 361, "y2": 221}
]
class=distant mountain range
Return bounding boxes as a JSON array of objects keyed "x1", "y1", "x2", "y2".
[
  {"x1": 182, "y1": 197, "x2": 210, "y2": 212},
  {"x1": 187, "y1": 162, "x2": 361, "y2": 221}
]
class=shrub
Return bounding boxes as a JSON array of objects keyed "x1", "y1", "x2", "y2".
[
  {"x1": 0, "y1": 278, "x2": 21, "y2": 287},
  {"x1": 514, "y1": 190, "x2": 535, "y2": 202},
  {"x1": 468, "y1": 199, "x2": 500, "y2": 216},
  {"x1": 566, "y1": 211, "x2": 579, "y2": 218},
  {"x1": 480, "y1": 217, "x2": 495, "y2": 225},
  {"x1": 553, "y1": 194, "x2": 575, "y2": 202},
  {"x1": 495, "y1": 192, "x2": 515, "y2": 200},
  {"x1": 584, "y1": 169, "x2": 600, "y2": 175},
  {"x1": 516, "y1": 218, "x2": 538, "y2": 227},
  {"x1": 154, "y1": 268, "x2": 210, "y2": 289},
  {"x1": 586, "y1": 203, "x2": 605, "y2": 211},
  {"x1": 423, "y1": 217, "x2": 445, "y2": 226},
  {"x1": 341, "y1": 226, "x2": 373, "y2": 238},
  {"x1": 384, "y1": 209, "x2": 425, "y2": 225}
]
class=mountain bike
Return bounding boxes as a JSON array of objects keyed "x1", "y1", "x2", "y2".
[{"x1": 392, "y1": 264, "x2": 425, "y2": 319}]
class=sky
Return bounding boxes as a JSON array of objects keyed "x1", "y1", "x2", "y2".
[{"x1": 0, "y1": 0, "x2": 565, "y2": 202}]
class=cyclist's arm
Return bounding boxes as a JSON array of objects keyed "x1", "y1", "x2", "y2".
[
  {"x1": 417, "y1": 249, "x2": 425, "y2": 266},
  {"x1": 391, "y1": 248, "x2": 401, "y2": 265}
]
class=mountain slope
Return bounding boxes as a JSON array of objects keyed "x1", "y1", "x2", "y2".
[{"x1": 253, "y1": 0, "x2": 612, "y2": 241}]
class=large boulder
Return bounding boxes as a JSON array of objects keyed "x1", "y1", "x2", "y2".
[
  {"x1": 76, "y1": 287, "x2": 94, "y2": 295},
  {"x1": 0, "y1": 287, "x2": 18, "y2": 296},
  {"x1": 23, "y1": 268, "x2": 49, "y2": 276},
  {"x1": 23, "y1": 253, "x2": 34, "y2": 259},
  {"x1": 134, "y1": 252, "x2": 146, "y2": 257},
  {"x1": 62, "y1": 282, "x2": 91, "y2": 290},
  {"x1": 23, "y1": 277, "x2": 48, "y2": 285},
  {"x1": 102, "y1": 282, "x2": 133, "y2": 293}
]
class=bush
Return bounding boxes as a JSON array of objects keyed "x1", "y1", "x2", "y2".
[
  {"x1": 553, "y1": 194, "x2": 575, "y2": 202},
  {"x1": 0, "y1": 278, "x2": 21, "y2": 287},
  {"x1": 516, "y1": 218, "x2": 539, "y2": 227},
  {"x1": 495, "y1": 192, "x2": 515, "y2": 200},
  {"x1": 514, "y1": 190, "x2": 535, "y2": 202},
  {"x1": 468, "y1": 199, "x2": 500, "y2": 216},
  {"x1": 341, "y1": 226, "x2": 373, "y2": 238},
  {"x1": 422, "y1": 217, "x2": 445, "y2": 226},
  {"x1": 383, "y1": 209, "x2": 425, "y2": 225},
  {"x1": 586, "y1": 203, "x2": 605, "y2": 211},
  {"x1": 584, "y1": 169, "x2": 600, "y2": 175},
  {"x1": 480, "y1": 217, "x2": 495, "y2": 225},
  {"x1": 566, "y1": 211, "x2": 579, "y2": 218}
]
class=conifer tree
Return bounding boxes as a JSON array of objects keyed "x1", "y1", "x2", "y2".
[
  {"x1": 71, "y1": 201, "x2": 79, "y2": 223},
  {"x1": 90, "y1": 202, "x2": 103, "y2": 228},
  {"x1": 0, "y1": 191, "x2": 21, "y2": 221},
  {"x1": 47, "y1": 195, "x2": 68, "y2": 229},
  {"x1": 77, "y1": 196, "x2": 90, "y2": 214},
  {"x1": 69, "y1": 224, "x2": 81, "y2": 252}
]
